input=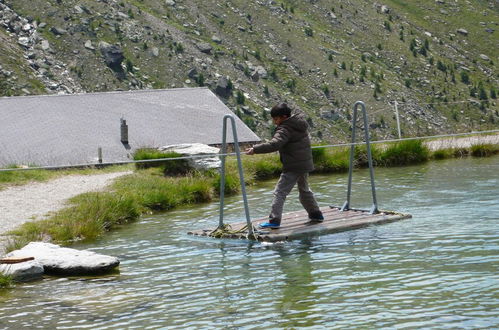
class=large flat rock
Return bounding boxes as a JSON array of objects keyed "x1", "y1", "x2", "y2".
[
  {"x1": 6, "y1": 242, "x2": 120, "y2": 275},
  {"x1": 0, "y1": 260, "x2": 44, "y2": 282}
]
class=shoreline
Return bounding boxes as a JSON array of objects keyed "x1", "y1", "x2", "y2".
[
  {"x1": 1, "y1": 133, "x2": 498, "y2": 256},
  {"x1": 0, "y1": 171, "x2": 132, "y2": 255}
]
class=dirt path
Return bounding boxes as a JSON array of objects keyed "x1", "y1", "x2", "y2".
[{"x1": 0, "y1": 171, "x2": 131, "y2": 255}]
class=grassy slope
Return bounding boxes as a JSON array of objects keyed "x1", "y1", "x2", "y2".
[
  {"x1": 0, "y1": 30, "x2": 46, "y2": 96},
  {"x1": 1, "y1": 0, "x2": 498, "y2": 142}
]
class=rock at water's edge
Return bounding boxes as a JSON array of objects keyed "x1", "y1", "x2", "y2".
[
  {"x1": 0, "y1": 260, "x2": 44, "y2": 282},
  {"x1": 159, "y1": 143, "x2": 221, "y2": 170},
  {"x1": 6, "y1": 242, "x2": 120, "y2": 275}
]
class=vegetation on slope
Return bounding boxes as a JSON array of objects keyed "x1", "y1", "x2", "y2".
[{"x1": 0, "y1": 0, "x2": 497, "y2": 143}]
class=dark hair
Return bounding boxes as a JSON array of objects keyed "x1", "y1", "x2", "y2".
[{"x1": 270, "y1": 103, "x2": 292, "y2": 118}]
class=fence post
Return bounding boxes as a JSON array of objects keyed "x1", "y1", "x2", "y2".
[
  {"x1": 98, "y1": 147, "x2": 103, "y2": 164},
  {"x1": 394, "y1": 101, "x2": 402, "y2": 139}
]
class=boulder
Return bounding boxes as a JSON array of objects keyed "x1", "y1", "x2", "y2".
[
  {"x1": 255, "y1": 66, "x2": 268, "y2": 79},
  {"x1": 41, "y1": 39, "x2": 50, "y2": 50},
  {"x1": 17, "y1": 36, "x2": 29, "y2": 47},
  {"x1": 215, "y1": 76, "x2": 232, "y2": 97},
  {"x1": 196, "y1": 42, "x2": 213, "y2": 54},
  {"x1": 99, "y1": 41, "x2": 124, "y2": 71},
  {"x1": 479, "y1": 54, "x2": 490, "y2": 61},
  {"x1": 211, "y1": 35, "x2": 222, "y2": 44},
  {"x1": 457, "y1": 28, "x2": 468, "y2": 36},
  {"x1": 50, "y1": 26, "x2": 67, "y2": 35},
  {"x1": 187, "y1": 67, "x2": 198, "y2": 79},
  {"x1": 84, "y1": 40, "x2": 95, "y2": 50},
  {"x1": 6, "y1": 242, "x2": 120, "y2": 275},
  {"x1": 159, "y1": 143, "x2": 221, "y2": 170},
  {"x1": 0, "y1": 260, "x2": 44, "y2": 282}
]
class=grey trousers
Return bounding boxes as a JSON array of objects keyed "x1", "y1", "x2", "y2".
[{"x1": 270, "y1": 172, "x2": 320, "y2": 222}]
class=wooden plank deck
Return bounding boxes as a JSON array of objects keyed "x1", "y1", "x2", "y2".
[{"x1": 187, "y1": 206, "x2": 412, "y2": 242}]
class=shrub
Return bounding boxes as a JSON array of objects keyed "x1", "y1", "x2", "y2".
[
  {"x1": 133, "y1": 149, "x2": 188, "y2": 175},
  {"x1": 312, "y1": 147, "x2": 350, "y2": 173},
  {"x1": 236, "y1": 90, "x2": 246, "y2": 104},
  {"x1": 242, "y1": 154, "x2": 281, "y2": 181},
  {"x1": 354, "y1": 144, "x2": 382, "y2": 167},
  {"x1": 470, "y1": 144, "x2": 497, "y2": 157},
  {"x1": 431, "y1": 149, "x2": 454, "y2": 160},
  {"x1": 213, "y1": 171, "x2": 240, "y2": 195},
  {"x1": 380, "y1": 140, "x2": 429, "y2": 166},
  {"x1": 0, "y1": 274, "x2": 12, "y2": 288},
  {"x1": 460, "y1": 71, "x2": 470, "y2": 84}
]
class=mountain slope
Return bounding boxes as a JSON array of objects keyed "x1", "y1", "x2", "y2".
[{"x1": 0, "y1": 0, "x2": 497, "y2": 142}]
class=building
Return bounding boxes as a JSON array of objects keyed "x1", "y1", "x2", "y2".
[{"x1": 0, "y1": 88, "x2": 261, "y2": 167}]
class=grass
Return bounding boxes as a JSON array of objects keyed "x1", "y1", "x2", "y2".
[
  {"x1": 470, "y1": 144, "x2": 499, "y2": 157},
  {"x1": 0, "y1": 165, "x2": 132, "y2": 191},
  {"x1": 0, "y1": 274, "x2": 13, "y2": 288},
  {"x1": 378, "y1": 140, "x2": 430, "y2": 166},
  {"x1": 5, "y1": 166, "x2": 239, "y2": 252}
]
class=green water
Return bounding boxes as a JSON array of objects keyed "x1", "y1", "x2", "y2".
[{"x1": 1, "y1": 156, "x2": 498, "y2": 329}]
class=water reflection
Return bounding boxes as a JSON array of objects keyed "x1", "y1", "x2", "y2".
[
  {"x1": 0, "y1": 156, "x2": 498, "y2": 328},
  {"x1": 274, "y1": 240, "x2": 320, "y2": 328}
]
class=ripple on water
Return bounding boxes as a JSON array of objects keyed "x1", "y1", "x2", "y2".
[{"x1": 1, "y1": 157, "x2": 498, "y2": 328}]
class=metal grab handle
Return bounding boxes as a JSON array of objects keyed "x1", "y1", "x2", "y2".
[
  {"x1": 218, "y1": 115, "x2": 254, "y2": 236},
  {"x1": 340, "y1": 101, "x2": 379, "y2": 214}
]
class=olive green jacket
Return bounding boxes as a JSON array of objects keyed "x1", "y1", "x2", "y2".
[{"x1": 253, "y1": 114, "x2": 314, "y2": 173}]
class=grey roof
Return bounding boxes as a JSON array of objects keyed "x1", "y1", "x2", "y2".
[{"x1": 0, "y1": 88, "x2": 260, "y2": 167}]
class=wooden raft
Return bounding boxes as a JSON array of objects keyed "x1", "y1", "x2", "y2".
[{"x1": 188, "y1": 206, "x2": 411, "y2": 242}]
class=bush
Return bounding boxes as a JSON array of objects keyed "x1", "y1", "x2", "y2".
[
  {"x1": 213, "y1": 171, "x2": 240, "y2": 195},
  {"x1": 133, "y1": 149, "x2": 189, "y2": 175},
  {"x1": 0, "y1": 274, "x2": 12, "y2": 288},
  {"x1": 380, "y1": 140, "x2": 429, "y2": 166},
  {"x1": 431, "y1": 149, "x2": 454, "y2": 160},
  {"x1": 312, "y1": 147, "x2": 350, "y2": 173},
  {"x1": 470, "y1": 144, "x2": 497, "y2": 157},
  {"x1": 354, "y1": 144, "x2": 382, "y2": 167},
  {"x1": 241, "y1": 153, "x2": 281, "y2": 181}
]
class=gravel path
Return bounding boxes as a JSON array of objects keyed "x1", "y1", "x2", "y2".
[
  {"x1": 424, "y1": 134, "x2": 499, "y2": 151},
  {"x1": 0, "y1": 171, "x2": 131, "y2": 254}
]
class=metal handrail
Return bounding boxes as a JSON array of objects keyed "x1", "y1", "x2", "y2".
[
  {"x1": 218, "y1": 114, "x2": 254, "y2": 236},
  {"x1": 340, "y1": 101, "x2": 379, "y2": 214}
]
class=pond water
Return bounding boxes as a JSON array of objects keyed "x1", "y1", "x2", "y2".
[{"x1": 1, "y1": 156, "x2": 498, "y2": 329}]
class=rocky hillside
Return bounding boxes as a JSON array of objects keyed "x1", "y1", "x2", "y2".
[{"x1": 0, "y1": 0, "x2": 497, "y2": 142}]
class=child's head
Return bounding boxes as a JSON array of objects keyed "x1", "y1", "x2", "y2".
[{"x1": 270, "y1": 103, "x2": 292, "y2": 118}]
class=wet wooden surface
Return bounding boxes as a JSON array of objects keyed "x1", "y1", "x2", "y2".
[{"x1": 188, "y1": 206, "x2": 412, "y2": 242}]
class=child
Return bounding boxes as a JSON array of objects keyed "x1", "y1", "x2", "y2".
[{"x1": 246, "y1": 103, "x2": 324, "y2": 228}]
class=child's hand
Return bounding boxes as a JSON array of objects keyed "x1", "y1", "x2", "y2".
[{"x1": 245, "y1": 147, "x2": 255, "y2": 155}]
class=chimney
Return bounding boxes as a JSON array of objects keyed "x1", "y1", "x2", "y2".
[{"x1": 120, "y1": 117, "x2": 128, "y2": 144}]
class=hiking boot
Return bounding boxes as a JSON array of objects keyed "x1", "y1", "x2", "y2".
[{"x1": 308, "y1": 211, "x2": 324, "y2": 222}]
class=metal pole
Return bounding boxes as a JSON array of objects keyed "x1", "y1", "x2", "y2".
[
  {"x1": 218, "y1": 115, "x2": 254, "y2": 237},
  {"x1": 359, "y1": 102, "x2": 379, "y2": 214},
  {"x1": 394, "y1": 101, "x2": 402, "y2": 139},
  {"x1": 218, "y1": 119, "x2": 228, "y2": 229},
  {"x1": 341, "y1": 101, "x2": 379, "y2": 214},
  {"x1": 341, "y1": 105, "x2": 357, "y2": 212}
]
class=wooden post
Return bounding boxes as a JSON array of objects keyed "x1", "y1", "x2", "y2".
[{"x1": 98, "y1": 147, "x2": 103, "y2": 164}]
